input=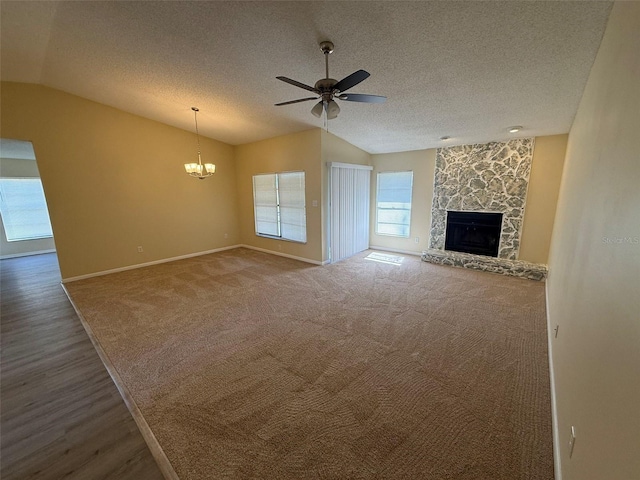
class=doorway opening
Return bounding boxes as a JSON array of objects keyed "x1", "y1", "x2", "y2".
[{"x1": 0, "y1": 139, "x2": 57, "y2": 260}]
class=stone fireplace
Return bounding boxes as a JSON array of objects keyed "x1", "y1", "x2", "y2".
[
  {"x1": 429, "y1": 138, "x2": 534, "y2": 260},
  {"x1": 423, "y1": 138, "x2": 547, "y2": 280}
]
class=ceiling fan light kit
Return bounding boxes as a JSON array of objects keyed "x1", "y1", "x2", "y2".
[{"x1": 275, "y1": 40, "x2": 386, "y2": 121}]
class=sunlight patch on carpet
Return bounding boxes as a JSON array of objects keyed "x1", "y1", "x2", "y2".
[{"x1": 365, "y1": 252, "x2": 405, "y2": 265}]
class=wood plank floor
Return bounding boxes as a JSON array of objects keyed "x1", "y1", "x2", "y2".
[{"x1": 0, "y1": 253, "x2": 164, "y2": 480}]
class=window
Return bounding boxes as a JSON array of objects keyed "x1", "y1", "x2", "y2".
[
  {"x1": 253, "y1": 171, "x2": 306, "y2": 243},
  {"x1": 375, "y1": 171, "x2": 413, "y2": 237},
  {"x1": 0, "y1": 178, "x2": 53, "y2": 242}
]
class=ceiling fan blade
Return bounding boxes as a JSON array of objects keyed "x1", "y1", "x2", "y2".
[
  {"x1": 334, "y1": 70, "x2": 370, "y2": 93},
  {"x1": 338, "y1": 93, "x2": 386, "y2": 104},
  {"x1": 276, "y1": 76, "x2": 318, "y2": 93},
  {"x1": 275, "y1": 97, "x2": 318, "y2": 106},
  {"x1": 311, "y1": 100, "x2": 324, "y2": 118},
  {"x1": 326, "y1": 100, "x2": 340, "y2": 120}
]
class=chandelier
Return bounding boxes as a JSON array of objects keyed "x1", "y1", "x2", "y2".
[{"x1": 184, "y1": 107, "x2": 215, "y2": 179}]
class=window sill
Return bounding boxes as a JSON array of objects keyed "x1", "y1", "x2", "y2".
[
  {"x1": 256, "y1": 233, "x2": 307, "y2": 245},
  {"x1": 374, "y1": 232, "x2": 410, "y2": 239}
]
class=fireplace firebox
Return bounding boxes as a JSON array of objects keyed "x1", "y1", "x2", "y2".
[{"x1": 444, "y1": 211, "x2": 503, "y2": 257}]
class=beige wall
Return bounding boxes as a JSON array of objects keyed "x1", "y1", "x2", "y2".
[
  {"x1": 519, "y1": 134, "x2": 568, "y2": 264},
  {"x1": 0, "y1": 82, "x2": 239, "y2": 279},
  {"x1": 0, "y1": 82, "x2": 574, "y2": 280},
  {"x1": 367, "y1": 138, "x2": 563, "y2": 261},
  {"x1": 320, "y1": 131, "x2": 371, "y2": 167},
  {"x1": 369, "y1": 149, "x2": 436, "y2": 255},
  {"x1": 235, "y1": 129, "x2": 323, "y2": 263},
  {"x1": 546, "y1": 3, "x2": 640, "y2": 479},
  {"x1": 0, "y1": 155, "x2": 57, "y2": 257},
  {"x1": 320, "y1": 131, "x2": 371, "y2": 261}
]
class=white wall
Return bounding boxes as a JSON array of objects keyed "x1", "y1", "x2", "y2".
[{"x1": 546, "y1": 3, "x2": 640, "y2": 479}]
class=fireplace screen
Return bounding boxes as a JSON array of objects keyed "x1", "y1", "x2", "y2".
[{"x1": 444, "y1": 211, "x2": 503, "y2": 257}]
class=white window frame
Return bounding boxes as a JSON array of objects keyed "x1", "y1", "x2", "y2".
[
  {"x1": 375, "y1": 170, "x2": 414, "y2": 238},
  {"x1": 0, "y1": 177, "x2": 54, "y2": 242},
  {"x1": 252, "y1": 171, "x2": 307, "y2": 243}
]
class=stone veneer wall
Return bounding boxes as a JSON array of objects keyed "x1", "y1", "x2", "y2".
[{"x1": 429, "y1": 138, "x2": 534, "y2": 259}]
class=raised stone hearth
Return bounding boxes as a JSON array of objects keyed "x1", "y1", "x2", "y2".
[{"x1": 421, "y1": 248, "x2": 547, "y2": 281}]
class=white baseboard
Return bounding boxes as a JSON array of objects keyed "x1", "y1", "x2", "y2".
[
  {"x1": 1, "y1": 248, "x2": 56, "y2": 260},
  {"x1": 61, "y1": 244, "x2": 327, "y2": 283},
  {"x1": 239, "y1": 244, "x2": 327, "y2": 265},
  {"x1": 61, "y1": 245, "x2": 241, "y2": 283},
  {"x1": 545, "y1": 279, "x2": 562, "y2": 480},
  {"x1": 368, "y1": 245, "x2": 422, "y2": 257}
]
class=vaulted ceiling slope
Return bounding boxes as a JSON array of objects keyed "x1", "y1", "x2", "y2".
[{"x1": 1, "y1": 1, "x2": 612, "y2": 154}]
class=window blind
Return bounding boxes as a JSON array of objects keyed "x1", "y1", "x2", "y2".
[
  {"x1": 0, "y1": 178, "x2": 53, "y2": 242},
  {"x1": 376, "y1": 171, "x2": 413, "y2": 237},
  {"x1": 253, "y1": 174, "x2": 280, "y2": 236},
  {"x1": 329, "y1": 164, "x2": 371, "y2": 262},
  {"x1": 278, "y1": 172, "x2": 306, "y2": 243},
  {"x1": 252, "y1": 171, "x2": 306, "y2": 243}
]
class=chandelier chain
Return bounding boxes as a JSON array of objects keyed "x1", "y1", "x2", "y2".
[{"x1": 193, "y1": 107, "x2": 201, "y2": 157}]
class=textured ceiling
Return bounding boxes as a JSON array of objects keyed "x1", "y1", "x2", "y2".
[{"x1": 1, "y1": 1, "x2": 612, "y2": 154}]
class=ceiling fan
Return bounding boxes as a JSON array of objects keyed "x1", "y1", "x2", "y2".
[{"x1": 275, "y1": 41, "x2": 386, "y2": 120}]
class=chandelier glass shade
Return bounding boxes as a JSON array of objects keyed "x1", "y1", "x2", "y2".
[{"x1": 185, "y1": 107, "x2": 215, "y2": 179}]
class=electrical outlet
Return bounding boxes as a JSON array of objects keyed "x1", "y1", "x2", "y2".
[
  {"x1": 224, "y1": 233, "x2": 228, "y2": 239},
  {"x1": 137, "y1": 246, "x2": 143, "y2": 253},
  {"x1": 312, "y1": 200, "x2": 318, "y2": 207},
  {"x1": 569, "y1": 426, "x2": 576, "y2": 458}
]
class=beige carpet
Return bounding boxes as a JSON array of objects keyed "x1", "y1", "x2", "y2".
[{"x1": 65, "y1": 248, "x2": 553, "y2": 479}]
